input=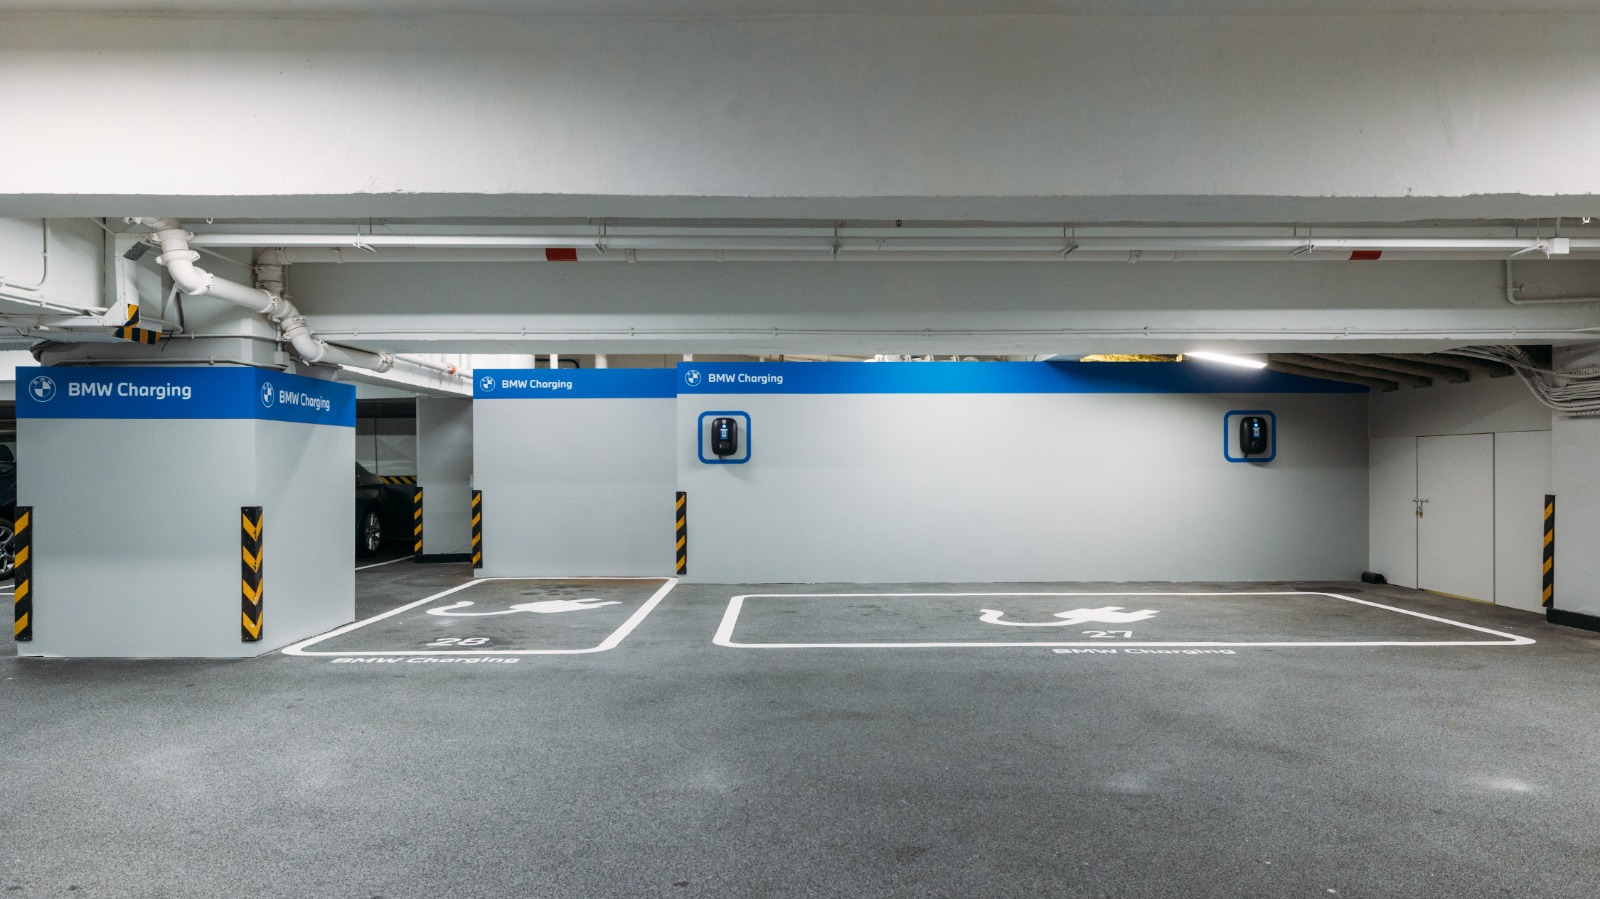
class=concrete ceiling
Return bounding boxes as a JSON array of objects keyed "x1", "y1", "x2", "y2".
[{"x1": 0, "y1": 0, "x2": 1589, "y2": 13}]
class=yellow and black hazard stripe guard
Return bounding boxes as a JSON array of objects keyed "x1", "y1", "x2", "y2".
[
  {"x1": 675, "y1": 492, "x2": 687, "y2": 575},
  {"x1": 1543, "y1": 494, "x2": 1555, "y2": 609},
  {"x1": 471, "y1": 490, "x2": 483, "y2": 570},
  {"x1": 113, "y1": 326, "x2": 161, "y2": 345},
  {"x1": 381, "y1": 475, "x2": 418, "y2": 485},
  {"x1": 412, "y1": 487, "x2": 424, "y2": 557},
  {"x1": 112, "y1": 304, "x2": 162, "y2": 344},
  {"x1": 241, "y1": 506, "x2": 264, "y2": 642},
  {"x1": 13, "y1": 507, "x2": 32, "y2": 642}
]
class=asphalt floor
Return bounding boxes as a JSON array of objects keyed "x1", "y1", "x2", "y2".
[{"x1": 3, "y1": 558, "x2": 1598, "y2": 898}]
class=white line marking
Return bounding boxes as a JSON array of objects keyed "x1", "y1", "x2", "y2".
[
  {"x1": 282, "y1": 576, "x2": 677, "y2": 656},
  {"x1": 354, "y1": 556, "x2": 414, "y2": 572},
  {"x1": 426, "y1": 598, "x2": 621, "y2": 617},
  {"x1": 712, "y1": 591, "x2": 1536, "y2": 649}
]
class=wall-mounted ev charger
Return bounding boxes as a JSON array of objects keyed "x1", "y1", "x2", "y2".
[
  {"x1": 1239, "y1": 415, "x2": 1270, "y2": 457},
  {"x1": 698, "y1": 411, "x2": 751, "y2": 464},
  {"x1": 711, "y1": 416, "x2": 740, "y2": 457},
  {"x1": 1223, "y1": 410, "x2": 1275, "y2": 463}
]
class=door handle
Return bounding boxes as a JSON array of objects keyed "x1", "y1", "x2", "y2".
[{"x1": 1413, "y1": 497, "x2": 1429, "y2": 518}]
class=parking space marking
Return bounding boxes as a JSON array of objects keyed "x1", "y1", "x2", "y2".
[
  {"x1": 713, "y1": 591, "x2": 1536, "y2": 649},
  {"x1": 283, "y1": 576, "x2": 676, "y2": 656},
  {"x1": 354, "y1": 556, "x2": 413, "y2": 572}
]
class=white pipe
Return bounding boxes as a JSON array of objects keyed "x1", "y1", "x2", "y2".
[
  {"x1": 193, "y1": 231, "x2": 1600, "y2": 256},
  {"x1": 265, "y1": 246, "x2": 1600, "y2": 265},
  {"x1": 548, "y1": 353, "x2": 559, "y2": 369},
  {"x1": 128, "y1": 217, "x2": 399, "y2": 374},
  {"x1": 594, "y1": 354, "x2": 608, "y2": 369},
  {"x1": 1504, "y1": 260, "x2": 1600, "y2": 305}
]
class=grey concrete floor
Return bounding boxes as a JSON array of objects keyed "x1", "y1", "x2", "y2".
[{"x1": 3, "y1": 559, "x2": 1599, "y2": 898}]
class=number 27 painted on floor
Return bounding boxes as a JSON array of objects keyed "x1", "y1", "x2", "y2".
[{"x1": 1084, "y1": 630, "x2": 1133, "y2": 638}]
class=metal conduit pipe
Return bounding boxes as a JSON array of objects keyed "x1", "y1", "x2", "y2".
[
  {"x1": 191, "y1": 232, "x2": 1600, "y2": 255},
  {"x1": 0, "y1": 219, "x2": 50, "y2": 295},
  {"x1": 263, "y1": 247, "x2": 1599, "y2": 265},
  {"x1": 129, "y1": 219, "x2": 461, "y2": 380},
  {"x1": 1504, "y1": 260, "x2": 1600, "y2": 305}
]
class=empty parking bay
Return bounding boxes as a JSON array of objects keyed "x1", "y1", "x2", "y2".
[
  {"x1": 285, "y1": 575, "x2": 674, "y2": 658},
  {"x1": 5, "y1": 562, "x2": 1598, "y2": 898},
  {"x1": 715, "y1": 589, "x2": 1533, "y2": 649}
]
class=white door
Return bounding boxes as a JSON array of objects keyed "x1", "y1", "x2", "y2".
[
  {"x1": 1416, "y1": 434, "x2": 1495, "y2": 602},
  {"x1": 1369, "y1": 437, "x2": 1419, "y2": 588}
]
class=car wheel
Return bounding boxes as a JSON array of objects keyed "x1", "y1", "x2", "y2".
[
  {"x1": 0, "y1": 518, "x2": 12, "y2": 580},
  {"x1": 357, "y1": 507, "x2": 382, "y2": 557}
]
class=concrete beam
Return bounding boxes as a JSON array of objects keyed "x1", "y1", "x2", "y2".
[
  {"x1": 3, "y1": 13, "x2": 1600, "y2": 219},
  {"x1": 1367, "y1": 354, "x2": 1472, "y2": 383},
  {"x1": 1284, "y1": 354, "x2": 1432, "y2": 388},
  {"x1": 286, "y1": 258, "x2": 1600, "y2": 356},
  {"x1": 1267, "y1": 359, "x2": 1395, "y2": 391}
]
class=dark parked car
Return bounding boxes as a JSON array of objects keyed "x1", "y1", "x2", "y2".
[
  {"x1": 356, "y1": 462, "x2": 386, "y2": 556},
  {"x1": 356, "y1": 463, "x2": 416, "y2": 557}
]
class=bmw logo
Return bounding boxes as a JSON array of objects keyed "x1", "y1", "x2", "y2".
[
  {"x1": 683, "y1": 369, "x2": 702, "y2": 387},
  {"x1": 261, "y1": 382, "x2": 276, "y2": 407},
  {"x1": 479, "y1": 375, "x2": 496, "y2": 392},
  {"x1": 28, "y1": 374, "x2": 56, "y2": 403}
]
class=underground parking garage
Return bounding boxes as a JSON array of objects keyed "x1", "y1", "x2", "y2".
[{"x1": 6, "y1": 4, "x2": 1600, "y2": 897}]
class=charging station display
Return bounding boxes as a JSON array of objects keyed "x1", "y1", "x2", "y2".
[
  {"x1": 1240, "y1": 415, "x2": 1269, "y2": 456},
  {"x1": 698, "y1": 411, "x2": 751, "y2": 464},
  {"x1": 1224, "y1": 410, "x2": 1275, "y2": 463},
  {"x1": 711, "y1": 416, "x2": 740, "y2": 457}
]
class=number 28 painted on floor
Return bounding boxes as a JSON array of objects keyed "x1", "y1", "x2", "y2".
[{"x1": 427, "y1": 636, "x2": 491, "y2": 647}]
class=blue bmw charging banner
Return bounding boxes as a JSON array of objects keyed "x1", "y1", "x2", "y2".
[
  {"x1": 674, "y1": 361, "x2": 1364, "y2": 395},
  {"x1": 16, "y1": 366, "x2": 355, "y2": 427},
  {"x1": 473, "y1": 368, "x2": 677, "y2": 399}
]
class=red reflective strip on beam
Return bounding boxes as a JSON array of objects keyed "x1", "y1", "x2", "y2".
[
  {"x1": 545, "y1": 248, "x2": 579, "y2": 262},
  {"x1": 1349, "y1": 250, "x2": 1383, "y2": 261}
]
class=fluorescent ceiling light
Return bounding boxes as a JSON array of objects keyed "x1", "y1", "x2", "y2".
[{"x1": 1185, "y1": 351, "x2": 1267, "y2": 370}]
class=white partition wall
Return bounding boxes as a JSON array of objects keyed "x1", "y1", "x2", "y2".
[
  {"x1": 676, "y1": 362, "x2": 1369, "y2": 584},
  {"x1": 16, "y1": 366, "x2": 355, "y2": 657},
  {"x1": 417, "y1": 397, "x2": 474, "y2": 557},
  {"x1": 472, "y1": 369, "x2": 676, "y2": 577}
]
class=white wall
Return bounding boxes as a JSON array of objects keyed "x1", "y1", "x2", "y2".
[
  {"x1": 1552, "y1": 415, "x2": 1600, "y2": 616},
  {"x1": 20, "y1": 419, "x2": 255, "y2": 657},
  {"x1": 356, "y1": 417, "x2": 417, "y2": 474},
  {"x1": 4, "y1": 14, "x2": 1600, "y2": 219},
  {"x1": 1495, "y1": 430, "x2": 1552, "y2": 613},
  {"x1": 474, "y1": 398, "x2": 675, "y2": 576},
  {"x1": 417, "y1": 397, "x2": 473, "y2": 555},
  {"x1": 253, "y1": 419, "x2": 356, "y2": 648},
  {"x1": 678, "y1": 388, "x2": 1369, "y2": 583},
  {"x1": 1369, "y1": 375, "x2": 1551, "y2": 439},
  {"x1": 18, "y1": 417, "x2": 353, "y2": 657}
]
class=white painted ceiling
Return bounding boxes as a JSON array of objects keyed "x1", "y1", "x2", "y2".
[{"x1": 0, "y1": 0, "x2": 1591, "y2": 14}]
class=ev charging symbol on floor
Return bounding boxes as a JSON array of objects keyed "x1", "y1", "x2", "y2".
[
  {"x1": 426, "y1": 598, "x2": 621, "y2": 618},
  {"x1": 978, "y1": 606, "x2": 1160, "y2": 627}
]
